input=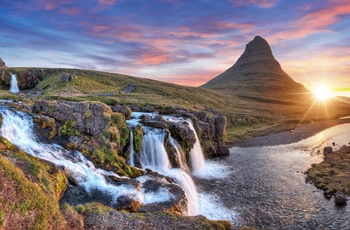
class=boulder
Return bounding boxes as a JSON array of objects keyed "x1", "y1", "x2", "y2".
[
  {"x1": 323, "y1": 146, "x2": 333, "y2": 154},
  {"x1": 139, "y1": 174, "x2": 188, "y2": 215},
  {"x1": 117, "y1": 196, "x2": 141, "y2": 212},
  {"x1": 334, "y1": 192, "x2": 347, "y2": 205},
  {"x1": 111, "y1": 105, "x2": 132, "y2": 119},
  {"x1": 141, "y1": 114, "x2": 171, "y2": 130},
  {"x1": 170, "y1": 121, "x2": 196, "y2": 154}
]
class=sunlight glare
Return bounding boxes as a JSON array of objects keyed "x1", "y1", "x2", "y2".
[{"x1": 313, "y1": 85, "x2": 331, "y2": 101}]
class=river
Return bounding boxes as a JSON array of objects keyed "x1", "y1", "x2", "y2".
[{"x1": 196, "y1": 123, "x2": 350, "y2": 229}]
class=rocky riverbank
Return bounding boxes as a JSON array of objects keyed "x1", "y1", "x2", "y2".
[
  {"x1": 306, "y1": 145, "x2": 350, "y2": 205},
  {"x1": 234, "y1": 117, "x2": 350, "y2": 147}
]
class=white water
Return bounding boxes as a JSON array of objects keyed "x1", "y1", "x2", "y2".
[
  {"x1": 187, "y1": 121, "x2": 206, "y2": 175},
  {"x1": 169, "y1": 137, "x2": 189, "y2": 173},
  {"x1": 140, "y1": 128, "x2": 171, "y2": 173},
  {"x1": 140, "y1": 128, "x2": 199, "y2": 215},
  {"x1": 129, "y1": 130, "x2": 135, "y2": 167},
  {"x1": 0, "y1": 108, "x2": 179, "y2": 206},
  {"x1": 9, "y1": 73, "x2": 19, "y2": 93}
]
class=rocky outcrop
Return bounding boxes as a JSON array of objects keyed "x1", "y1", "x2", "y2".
[
  {"x1": 323, "y1": 146, "x2": 333, "y2": 154},
  {"x1": 0, "y1": 68, "x2": 11, "y2": 89},
  {"x1": 33, "y1": 100, "x2": 111, "y2": 136},
  {"x1": 61, "y1": 72, "x2": 78, "y2": 82},
  {"x1": 112, "y1": 105, "x2": 132, "y2": 119}
]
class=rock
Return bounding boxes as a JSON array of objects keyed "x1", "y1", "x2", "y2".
[
  {"x1": 323, "y1": 146, "x2": 333, "y2": 154},
  {"x1": 141, "y1": 115, "x2": 170, "y2": 130},
  {"x1": 214, "y1": 115, "x2": 227, "y2": 138},
  {"x1": 60, "y1": 72, "x2": 78, "y2": 82},
  {"x1": 32, "y1": 114, "x2": 58, "y2": 141},
  {"x1": 0, "y1": 58, "x2": 6, "y2": 68},
  {"x1": 33, "y1": 100, "x2": 111, "y2": 136},
  {"x1": 170, "y1": 121, "x2": 196, "y2": 154},
  {"x1": 139, "y1": 175, "x2": 188, "y2": 215},
  {"x1": 334, "y1": 192, "x2": 347, "y2": 205},
  {"x1": 323, "y1": 190, "x2": 333, "y2": 199},
  {"x1": 111, "y1": 105, "x2": 132, "y2": 119},
  {"x1": 117, "y1": 196, "x2": 141, "y2": 212}
]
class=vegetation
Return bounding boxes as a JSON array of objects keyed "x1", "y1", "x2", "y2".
[
  {"x1": 133, "y1": 124, "x2": 144, "y2": 153},
  {"x1": 0, "y1": 143, "x2": 65, "y2": 229},
  {"x1": 59, "y1": 119, "x2": 80, "y2": 136},
  {"x1": 307, "y1": 146, "x2": 350, "y2": 194}
]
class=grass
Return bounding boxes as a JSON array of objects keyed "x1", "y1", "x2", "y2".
[
  {"x1": 306, "y1": 146, "x2": 350, "y2": 194},
  {"x1": 4, "y1": 67, "x2": 350, "y2": 144}
]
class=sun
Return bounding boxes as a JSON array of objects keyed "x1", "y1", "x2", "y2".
[{"x1": 313, "y1": 85, "x2": 332, "y2": 101}]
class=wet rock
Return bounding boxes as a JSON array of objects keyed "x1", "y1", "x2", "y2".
[
  {"x1": 323, "y1": 190, "x2": 333, "y2": 199},
  {"x1": 32, "y1": 114, "x2": 58, "y2": 141},
  {"x1": 334, "y1": 192, "x2": 347, "y2": 205},
  {"x1": 170, "y1": 121, "x2": 196, "y2": 154},
  {"x1": 117, "y1": 196, "x2": 141, "y2": 212},
  {"x1": 141, "y1": 114, "x2": 170, "y2": 130},
  {"x1": 139, "y1": 175, "x2": 188, "y2": 215},
  {"x1": 106, "y1": 176, "x2": 142, "y2": 191},
  {"x1": 323, "y1": 146, "x2": 333, "y2": 154}
]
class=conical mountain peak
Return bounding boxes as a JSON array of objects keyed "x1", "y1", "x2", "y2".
[{"x1": 201, "y1": 36, "x2": 308, "y2": 97}]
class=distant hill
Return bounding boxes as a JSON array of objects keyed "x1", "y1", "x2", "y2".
[{"x1": 201, "y1": 36, "x2": 309, "y2": 99}]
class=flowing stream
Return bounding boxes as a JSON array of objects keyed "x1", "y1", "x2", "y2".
[
  {"x1": 195, "y1": 123, "x2": 350, "y2": 229},
  {"x1": 0, "y1": 108, "x2": 174, "y2": 206},
  {"x1": 9, "y1": 73, "x2": 19, "y2": 93}
]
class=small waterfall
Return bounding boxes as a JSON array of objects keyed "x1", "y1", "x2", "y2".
[
  {"x1": 169, "y1": 137, "x2": 189, "y2": 173},
  {"x1": 140, "y1": 128, "x2": 171, "y2": 173},
  {"x1": 0, "y1": 108, "x2": 146, "y2": 204},
  {"x1": 139, "y1": 127, "x2": 199, "y2": 215},
  {"x1": 187, "y1": 121, "x2": 206, "y2": 175},
  {"x1": 9, "y1": 73, "x2": 19, "y2": 93},
  {"x1": 129, "y1": 130, "x2": 135, "y2": 167}
]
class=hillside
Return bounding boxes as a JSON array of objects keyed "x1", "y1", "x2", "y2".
[{"x1": 202, "y1": 36, "x2": 309, "y2": 100}]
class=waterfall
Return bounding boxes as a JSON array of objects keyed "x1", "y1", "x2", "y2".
[
  {"x1": 139, "y1": 127, "x2": 199, "y2": 215},
  {"x1": 140, "y1": 128, "x2": 171, "y2": 173},
  {"x1": 0, "y1": 108, "x2": 147, "y2": 205},
  {"x1": 9, "y1": 73, "x2": 19, "y2": 93},
  {"x1": 129, "y1": 130, "x2": 135, "y2": 167},
  {"x1": 187, "y1": 121, "x2": 206, "y2": 175},
  {"x1": 169, "y1": 137, "x2": 189, "y2": 173}
]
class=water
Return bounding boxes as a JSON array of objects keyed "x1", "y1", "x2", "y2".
[
  {"x1": 9, "y1": 73, "x2": 19, "y2": 93},
  {"x1": 187, "y1": 121, "x2": 206, "y2": 175},
  {"x1": 0, "y1": 108, "x2": 177, "y2": 206},
  {"x1": 129, "y1": 130, "x2": 135, "y2": 167},
  {"x1": 196, "y1": 123, "x2": 350, "y2": 229},
  {"x1": 169, "y1": 137, "x2": 189, "y2": 173}
]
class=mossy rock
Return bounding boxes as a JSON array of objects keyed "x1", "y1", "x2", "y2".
[{"x1": 133, "y1": 124, "x2": 144, "y2": 154}]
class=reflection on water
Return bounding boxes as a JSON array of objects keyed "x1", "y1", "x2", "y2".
[{"x1": 196, "y1": 124, "x2": 350, "y2": 229}]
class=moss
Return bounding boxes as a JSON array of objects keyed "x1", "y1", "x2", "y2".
[
  {"x1": 74, "y1": 204, "x2": 86, "y2": 214},
  {"x1": 0, "y1": 211, "x2": 4, "y2": 227},
  {"x1": 59, "y1": 119, "x2": 80, "y2": 136},
  {"x1": 77, "y1": 202, "x2": 113, "y2": 216},
  {"x1": 0, "y1": 154, "x2": 65, "y2": 229},
  {"x1": 111, "y1": 112, "x2": 125, "y2": 127},
  {"x1": 85, "y1": 109, "x2": 93, "y2": 118},
  {"x1": 133, "y1": 124, "x2": 144, "y2": 154}
]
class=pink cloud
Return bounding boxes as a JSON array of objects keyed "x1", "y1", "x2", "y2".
[{"x1": 59, "y1": 7, "x2": 82, "y2": 15}]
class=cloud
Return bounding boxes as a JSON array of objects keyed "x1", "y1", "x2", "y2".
[
  {"x1": 232, "y1": 0, "x2": 279, "y2": 8},
  {"x1": 98, "y1": 0, "x2": 117, "y2": 5}
]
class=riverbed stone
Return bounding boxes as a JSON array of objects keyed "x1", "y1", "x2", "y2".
[
  {"x1": 334, "y1": 192, "x2": 347, "y2": 205},
  {"x1": 323, "y1": 146, "x2": 333, "y2": 154}
]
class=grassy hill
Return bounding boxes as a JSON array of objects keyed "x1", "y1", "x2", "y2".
[{"x1": 1, "y1": 67, "x2": 350, "y2": 144}]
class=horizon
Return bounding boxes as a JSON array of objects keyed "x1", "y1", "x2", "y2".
[{"x1": 1, "y1": 0, "x2": 350, "y2": 96}]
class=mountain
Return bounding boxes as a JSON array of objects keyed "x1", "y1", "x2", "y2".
[{"x1": 201, "y1": 36, "x2": 308, "y2": 99}]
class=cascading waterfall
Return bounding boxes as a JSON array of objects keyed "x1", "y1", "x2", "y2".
[
  {"x1": 140, "y1": 128, "x2": 171, "y2": 173},
  {"x1": 140, "y1": 127, "x2": 199, "y2": 215},
  {"x1": 9, "y1": 73, "x2": 19, "y2": 93},
  {"x1": 129, "y1": 130, "x2": 135, "y2": 167},
  {"x1": 187, "y1": 121, "x2": 206, "y2": 175},
  {"x1": 169, "y1": 136, "x2": 189, "y2": 173},
  {"x1": 0, "y1": 108, "x2": 174, "y2": 206}
]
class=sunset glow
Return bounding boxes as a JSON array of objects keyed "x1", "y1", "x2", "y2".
[
  {"x1": 0, "y1": 1, "x2": 350, "y2": 91},
  {"x1": 313, "y1": 85, "x2": 332, "y2": 101}
]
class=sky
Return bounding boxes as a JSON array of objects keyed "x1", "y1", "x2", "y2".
[{"x1": 1, "y1": 0, "x2": 350, "y2": 93}]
